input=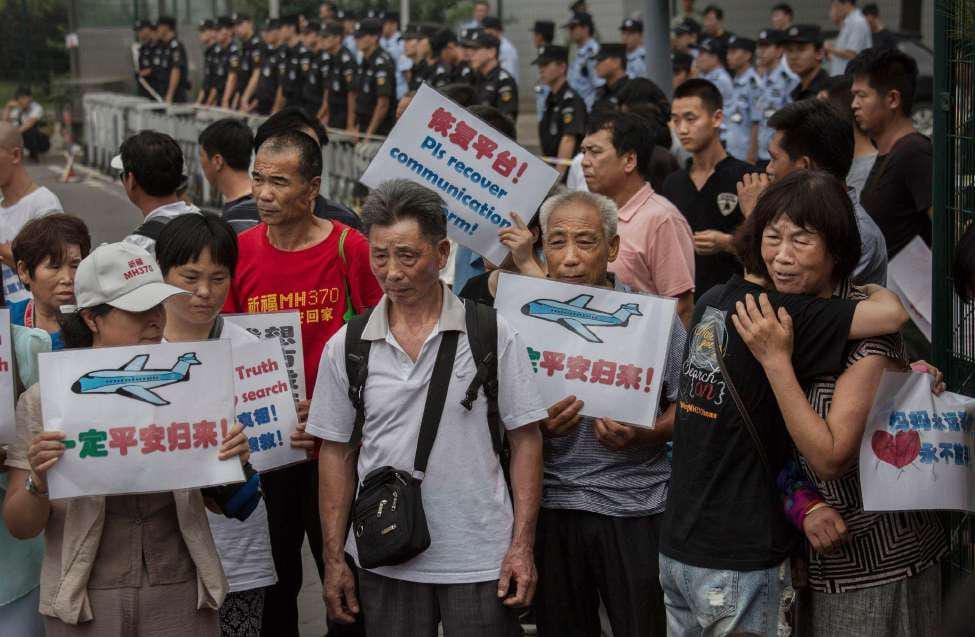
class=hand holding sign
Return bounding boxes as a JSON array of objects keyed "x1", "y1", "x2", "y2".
[{"x1": 26, "y1": 430, "x2": 67, "y2": 491}]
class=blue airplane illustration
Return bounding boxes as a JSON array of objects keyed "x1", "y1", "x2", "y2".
[
  {"x1": 521, "y1": 294, "x2": 642, "y2": 343},
  {"x1": 71, "y1": 353, "x2": 201, "y2": 406}
]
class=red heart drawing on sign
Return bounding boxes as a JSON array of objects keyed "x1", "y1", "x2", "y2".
[{"x1": 871, "y1": 430, "x2": 921, "y2": 469}]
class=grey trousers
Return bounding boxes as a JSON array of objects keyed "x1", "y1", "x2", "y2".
[{"x1": 357, "y1": 569, "x2": 521, "y2": 637}]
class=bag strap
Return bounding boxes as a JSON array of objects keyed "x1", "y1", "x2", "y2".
[
  {"x1": 714, "y1": 348, "x2": 772, "y2": 478},
  {"x1": 462, "y1": 300, "x2": 503, "y2": 456},
  {"x1": 133, "y1": 218, "x2": 168, "y2": 241},
  {"x1": 413, "y1": 330, "x2": 460, "y2": 475},
  {"x1": 337, "y1": 226, "x2": 358, "y2": 323},
  {"x1": 345, "y1": 307, "x2": 375, "y2": 450}
]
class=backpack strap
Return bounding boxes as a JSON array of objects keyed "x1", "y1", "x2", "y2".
[
  {"x1": 132, "y1": 218, "x2": 168, "y2": 241},
  {"x1": 345, "y1": 306, "x2": 375, "y2": 449},
  {"x1": 462, "y1": 300, "x2": 503, "y2": 456},
  {"x1": 337, "y1": 226, "x2": 358, "y2": 323}
]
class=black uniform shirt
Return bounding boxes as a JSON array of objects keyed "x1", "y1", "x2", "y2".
[
  {"x1": 539, "y1": 81, "x2": 586, "y2": 158},
  {"x1": 356, "y1": 47, "x2": 397, "y2": 134},
  {"x1": 662, "y1": 155, "x2": 753, "y2": 299},
  {"x1": 592, "y1": 75, "x2": 629, "y2": 113},
  {"x1": 790, "y1": 68, "x2": 830, "y2": 102},
  {"x1": 475, "y1": 64, "x2": 519, "y2": 119},
  {"x1": 408, "y1": 58, "x2": 432, "y2": 92},
  {"x1": 323, "y1": 47, "x2": 358, "y2": 128},
  {"x1": 429, "y1": 60, "x2": 457, "y2": 89}
]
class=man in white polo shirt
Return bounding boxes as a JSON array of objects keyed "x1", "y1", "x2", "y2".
[
  {"x1": 0, "y1": 122, "x2": 63, "y2": 303},
  {"x1": 310, "y1": 179, "x2": 545, "y2": 635},
  {"x1": 114, "y1": 130, "x2": 200, "y2": 255}
]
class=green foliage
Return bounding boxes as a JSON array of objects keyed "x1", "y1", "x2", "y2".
[{"x1": 0, "y1": 0, "x2": 69, "y2": 87}]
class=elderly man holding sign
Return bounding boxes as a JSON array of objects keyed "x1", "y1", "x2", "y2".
[
  {"x1": 2, "y1": 242, "x2": 251, "y2": 635},
  {"x1": 522, "y1": 190, "x2": 686, "y2": 636}
]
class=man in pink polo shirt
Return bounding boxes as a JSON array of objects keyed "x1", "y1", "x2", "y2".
[{"x1": 580, "y1": 110, "x2": 695, "y2": 325}]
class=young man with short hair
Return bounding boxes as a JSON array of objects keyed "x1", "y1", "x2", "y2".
[
  {"x1": 592, "y1": 44, "x2": 629, "y2": 113},
  {"x1": 783, "y1": 24, "x2": 830, "y2": 101},
  {"x1": 198, "y1": 118, "x2": 259, "y2": 234},
  {"x1": 116, "y1": 130, "x2": 200, "y2": 255},
  {"x1": 827, "y1": 0, "x2": 872, "y2": 75},
  {"x1": 771, "y1": 3, "x2": 793, "y2": 30},
  {"x1": 224, "y1": 130, "x2": 382, "y2": 636},
  {"x1": 0, "y1": 122, "x2": 62, "y2": 303},
  {"x1": 534, "y1": 45, "x2": 586, "y2": 172},
  {"x1": 482, "y1": 16, "x2": 519, "y2": 85},
  {"x1": 467, "y1": 30, "x2": 519, "y2": 120},
  {"x1": 701, "y1": 4, "x2": 733, "y2": 48},
  {"x1": 862, "y1": 3, "x2": 898, "y2": 49},
  {"x1": 662, "y1": 79, "x2": 750, "y2": 300}
]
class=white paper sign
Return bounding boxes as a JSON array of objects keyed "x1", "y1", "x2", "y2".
[
  {"x1": 0, "y1": 309, "x2": 15, "y2": 443},
  {"x1": 38, "y1": 340, "x2": 244, "y2": 499},
  {"x1": 225, "y1": 312, "x2": 307, "y2": 403},
  {"x1": 232, "y1": 339, "x2": 305, "y2": 472},
  {"x1": 860, "y1": 370, "x2": 975, "y2": 513},
  {"x1": 495, "y1": 273, "x2": 676, "y2": 428},
  {"x1": 887, "y1": 236, "x2": 932, "y2": 340},
  {"x1": 360, "y1": 83, "x2": 560, "y2": 265}
]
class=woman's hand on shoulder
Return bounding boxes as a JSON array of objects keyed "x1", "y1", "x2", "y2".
[{"x1": 731, "y1": 292, "x2": 794, "y2": 369}]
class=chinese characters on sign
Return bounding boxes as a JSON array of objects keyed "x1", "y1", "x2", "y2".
[
  {"x1": 0, "y1": 309, "x2": 14, "y2": 443},
  {"x1": 495, "y1": 273, "x2": 676, "y2": 429},
  {"x1": 360, "y1": 83, "x2": 559, "y2": 265},
  {"x1": 38, "y1": 340, "x2": 244, "y2": 499},
  {"x1": 225, "y1": 311, "x2": 307, "y2": 402},
  {"x1": 860, "y1": 370, "x2": 975, "y2": 513}
]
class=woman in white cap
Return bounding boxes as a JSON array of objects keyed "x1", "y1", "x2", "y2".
[{"x1": 1, "y1": 241, "x2": 251, "y2": 635}]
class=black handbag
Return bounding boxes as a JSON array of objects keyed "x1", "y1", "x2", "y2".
[{"x1": 351, "y1": 330, "x2": 459, "y2": 569}]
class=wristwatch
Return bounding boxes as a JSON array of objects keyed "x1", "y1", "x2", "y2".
[{"x1": 25, "y1": 472, "x2": 49, "y2": 498}]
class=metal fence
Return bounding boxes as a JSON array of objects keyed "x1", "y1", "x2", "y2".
[
  {"x1": 933, "y1": 0, "x2": 975, "y2": 589},
  {"x1": 82, "y1": 92, "x2": 378, "y2": 210}
]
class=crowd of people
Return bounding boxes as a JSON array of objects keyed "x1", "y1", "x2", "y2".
[{"x1": 0, "y1": 1, "x2": 963, "y2": 637}]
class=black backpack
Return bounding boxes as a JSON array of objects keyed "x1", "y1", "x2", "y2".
[{"x1": 344, "y1": 299, "x2": 503, "y2": 456}]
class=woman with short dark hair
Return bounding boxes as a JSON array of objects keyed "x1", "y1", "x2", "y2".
[{"x1": 732, "y1": 170, "x2": 946, "y2": 637}]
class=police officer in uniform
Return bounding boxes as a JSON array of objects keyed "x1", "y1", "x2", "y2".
[
  {"x1": 620, "y1": 18, "x2": 647, "y2": 78},
  {"x1": 724, "y1": 36, "x2": 762, "y2": 162},
  {"x1": 408, "y1": 23, "x2": 439, "y2": 91},
  {"x1": 224, "y1": 14, "x2": 262, "y2": 109},
  {"x1": 564, "y1": 12, "x2": 602, "y2": 111},
  {"x1": 301, "y1": 24, "x2": 328, "y2": 118},
  {"x1": 695, "y1": 38, "x2": 733, "y2": 107},
  {"x1": 197, "y1": 19, "x2": 216, "y2": 104},
  {"x1": 157, "y1": 16, "x2": 189, "y2": 103},
  {"x1": 242, "y1": 19, "x2": 282, "y2": 115},
  {"x1": 592, "y1": 43, "x2": 629, "y2": 113},
  {"x1": 466, "y1": 30, "x2": 519, "y2": 120},
  {"x1": 317, "y1": 22, "x2": 358, "y2": 130},
  {"x1": 272, "y1": 15, "x2": 303, "y2": 111},
  {"x1": 428, "y1": 29, "x2": 461, "y2": 89},
  {"x1": 205, "y1": 17, "x2": 234, "y2": 106},
  {"x1": 355, "y1": 18, "x2": 397, "y2": 137},
  {"x1": 134, "y1": 20, "x2": 156, "y2": 99},
  {"x1": 535, "y1": 45, "x2": 586, "y2": 172},
  {"x1": 532, "y1": 21, "x2": 556, "y2": 121},
  {"x1": 756, "y1": 29, "x2": 798, "y2": 164}
]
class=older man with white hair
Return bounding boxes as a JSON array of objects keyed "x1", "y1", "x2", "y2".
[{"x1": 532, "y1": 189, "x2": 686, "y2": 637}]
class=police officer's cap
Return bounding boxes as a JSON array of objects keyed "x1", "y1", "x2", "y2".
[
  {"x1": 430, "y1": 29, "x2": 458, "y2": 52},
  {"x1": 672, "y1": 18, "x2": 700, "y2": 36},
  {"x1": 403, "y1": 23, "x2": 422, "y2": 39},
  {"x1": 234, "y1": 14, "x2": 252, "y2": 25},
  {"x1": 532, "y1": 21, "x2": 555, "y2": 41},
  {"x1": 481, "y1": 16, "x2": 503, "y2": 31},
  {"x1": 672, "y1": 52, "x2": 694, "y2": 73},
  {"x1": 279, "y1": 14, "x2": 300, "y2": 28},
  {"x1": 365, "y1": 9, "x2": 381, "y2": 19},
  {"x1": 266, "y1": 18, "x2": 281, "y2": 30},
  {"x1": 531, "y1": 44, "x2": 569, "y2": 65},
  {"x1": 562, "y1": 12, "x2": 594, "y2": 31},
  {"x1": 782, "y1": 24, "x2": 823, "y2": 46},
  {"x1": 340, "y1": 10, "x2": 358, "y2": 21},
  {"x1": 727, "y1": 36, "x2": 755, "y2": 53},
  {"x1": 383, "y1": 11, "x2": 400, "y2": 23},
  {"x1": 461, "y1": 29, "x2": 500, "y2": 50},
  {"x1": 133, "y1": 19, "x2": 151, "y2": 31},
  {"x1": 698, "y1": 37, "x2": 726, "y2": 57},
  {"x1": 157, "y1": 16, "x2": 176, "y2": 30},
  {"x1": 321, "y1": 22, "x2": 344, "y2": 37},
  {"x1": 198, "y1": 19, "x2": 214, "y2": 31},
  {"x1": 595, "y1": 43, "x2": 627, "y2": 61},
  {"x1": 420, "y1": 24, "x2": 440, "y2": 38},
  {"x1": 216, "y1": 16, "x2": 235, "y2": 29},
  {"x1": 303, "y1": 21, "x2": 321, "y2": 34},
  {"x1": 620, "y1": 18, "x2": 643, "y2": 32},
  {"x1": 570, "y1": 1, "x2": 588, "y2": 11},
  {"x1": 354, "y1": 18, "x2": 383, "y2": 38},
  {"x1": 758, "y1": 29, "x2": 785, "y2": 45}
]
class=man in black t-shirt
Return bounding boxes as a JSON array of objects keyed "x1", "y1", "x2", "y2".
[
  {"x1": 663, "y1": 79, "x2": 752, "y2": 300},
  {"x1": 782, "y1": 25, "x2": 829, "y2": 101},
  {"x1": 199, "y1": 119, "x2": 260, "y2": 234},
  {"x1": 354, "y1": 18, "x2": 397, "y2": 137},
  {"x1": 850, "y1": 47, "x2": 930, "y2": 259}
]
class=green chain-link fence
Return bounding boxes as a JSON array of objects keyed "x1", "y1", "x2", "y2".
[{"x1": 933, "y1": 0, "x2": 975, "y2": 588}]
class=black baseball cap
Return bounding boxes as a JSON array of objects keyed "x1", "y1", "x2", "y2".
[
  {"x1": 596, "y1": 43, "x2": 627, "y2": 61},
  {"x1": 216, "y1": 16, "x2": 235, "y2": 29},
  {"x1": 782, "y1": 24, "x2": 823, "y2": 46},
  {"x1": 620, "y1": 18, "x2": 643, "y2": 32},
  {"x1": 303, "y1": 20, "x2": 321, "y2": 34},
  {"x1": 727, "y1": 36, "x2": 756, "y2": 53},
  {"x1": 563, "y1": 12, "x2": 594, "y2": 31},
  {"x1": 157, "y1": 16, "x2": 176, "y2": 29},
  {"x1": 133, "y1": 19, "x2": 152, "y2": 31},
  {"x1": 383, "y1": 11, "x2": 400, "y2": 23},
  {"x1": 673, "y1": 52, "x2": 694, "y2": 73},
  {"x1": 354, "y1": 18, "x2": 382, "y2": 37},
  {"x1": 532, "y1": 44, "x2": 569, "y2": 65},
  {"x1": 279, "y1": 14, "x2": 300, "y2": 28},
  {"x1": 482, "y1": 16, "x2": 503, "y2": 31},
  {"x1": 462, "y1": 29, "x2": 500, "y2": 50},
  {"x1": 430, "y1": 28, "x2": 458, "y2": 52},
  {"x1": 321, "y1": 22, "x2": 344, "y2": 37},
  {"x1": 234, "y1": 14, "x2": 252, "y2": 24},
  {"x1": 266, "y1": 18, "x2": 281, "y2": 30},
  {"x1": 532, "y1": 20, "x2": 555, "y2": 41},
  {"x1": 758, "y1": 29, "x2": 785, "y2": 45},
  {"x1": 673, "y1": 18, "x2": 700, "y2": 36},
  {"x1": 698, "y1": 37, "x2": 726, "y2": 56}
]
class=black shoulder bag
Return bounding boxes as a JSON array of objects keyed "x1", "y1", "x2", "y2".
[{"x1": 350, "y1": 330, "x2": 459, "y2": 569}]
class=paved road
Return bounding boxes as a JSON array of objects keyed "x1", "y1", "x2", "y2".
[{"x1": 26, "y1": 158, "x2": 332, "y2": 636}]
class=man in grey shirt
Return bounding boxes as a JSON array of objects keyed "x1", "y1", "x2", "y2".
[
  {"x1": 827, "y1": 0, "x2": 872, "y2": 75},
  {"x1": 533, "y1": 190, "x2": 686, "y2": 636},
  {"x1": 743, "y1": 99, "x2": 887, "y2": 285}
]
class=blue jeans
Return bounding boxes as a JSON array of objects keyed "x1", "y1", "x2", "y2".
[{"x1": 659, "y1": 554, "x2": 794, "y2": 637}]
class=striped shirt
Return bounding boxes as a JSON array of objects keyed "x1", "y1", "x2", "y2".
[{"x1": 542, "y1": 315, "x2": 686, "y2": 517}]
